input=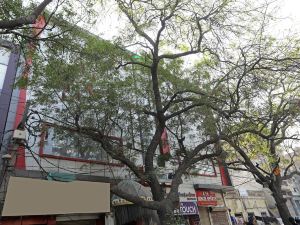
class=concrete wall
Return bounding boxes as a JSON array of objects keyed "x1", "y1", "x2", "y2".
[
  {"x1": 158, "y1": 165, "x2": 223, "y2": 186},
  {"x1": 224, "y1": 191, "x2": 245, "y2": 217}
]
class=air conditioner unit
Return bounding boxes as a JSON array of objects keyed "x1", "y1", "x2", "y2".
[{"x1": 13, "y1": 129, "x2": 26, "y2": 140}]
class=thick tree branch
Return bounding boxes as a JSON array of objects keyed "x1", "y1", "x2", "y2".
[
  {"x1": 115, "y1": 61, "x2": 152, "y2": 70},
  {"x1": 42, "y1": 122, "x2": 147, "y2": 181},
  {"x1": 0, "y1": 0, "x2": 53, "y2": 29},
  {"x1": 155, "y1": 0, "x2": 180, "y2": 48},
  {"x1": 159, "y1": 49, "x2": 200, "y2": 60},
  {"x1": 144, "y1": 126, "x2": 165, "y2": 201},
  {"x1": 224, "y1": 138, "x2": 268, "y2": 183},
  {"x1": 111, "y1": 186, "x2": 161, "y2": 210},
  {"x1": 256, "y1": 163, "x2": 271, "y2": 176},
  {"x1": 168, "y1": 138, "x2": 223, "y2": 201},
  {"x1": 158, "y1": 16, "x2": 206, "y2": 60},
  {"x1": 283, "y1": 151, "x2": 296, "y2": 178},
  {"x1": 162, "y1": 89, "x2": 226, "y2": 112},
  {"x1": 165, "y1": 103, "x2": 205, "y2": 120},
  {"x1": 282, "y1": 171, "x2": 300, "y2": 180},
  {"x1": 226, "y1": 166, "x2": 251, "y2": 172},
  {"x1": 117, "y1": 1, "x2": 155, "y2": 46}
]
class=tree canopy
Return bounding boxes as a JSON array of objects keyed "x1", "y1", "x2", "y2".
[{"x1": 7, "y1": 1, "x2": 300, "y2": 225}]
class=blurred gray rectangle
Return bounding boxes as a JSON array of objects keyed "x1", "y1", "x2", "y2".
[{"x1": 2, "y1": 177, "x2": 110, "y2": 216}]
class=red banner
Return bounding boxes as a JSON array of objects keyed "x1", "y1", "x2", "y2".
[
  {"x1": 196, "y1": 190, "x2": 217, "y2": 206},
  {"x1": 160, "y1": 128, "x2": 170, "y2": 155},
  {"x1": 14, "y1": 15, "x2": 46, "y2": 169}
]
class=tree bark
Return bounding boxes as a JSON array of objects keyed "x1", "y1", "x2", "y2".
[
  {"x1": 157, "y1": 205, "x2": 174, "y2": 225},
  {"x1": 270, "y1": 183, "x2": 292, "y2": 225}
]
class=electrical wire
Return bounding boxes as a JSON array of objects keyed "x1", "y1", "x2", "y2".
[
  {"x1": 1, "y1": 134, "x2": 265, "y2": 181},
  {"x1": 1, "y1": 137, "x2": 122, "y2": 177},
  {"x1": 2, "y1": 102, "x2": 267, "y2": 195},
  {"x1": 232, "y1": 178, "x2": 256, "y2": 187},
  {"x1": 26, "y1": 146, "x2": 118, "y2": 175}
]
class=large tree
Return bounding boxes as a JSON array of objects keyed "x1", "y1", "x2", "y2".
[
  {"x1": 27, "y1": 21, "x2": 226, "y2": 225},
  {"x1": 211, "y1": 36, "x2": 300, "y2": 225},
  {"x1": 22, "y1": 0, "x2": 300, "y2": 225}
]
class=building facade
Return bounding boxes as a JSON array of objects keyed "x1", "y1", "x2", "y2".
[
  {"x1": 281, "y1": 177, "x2": 300, "y2": 217},
  {"x1": 225, "y1": 170, "x2": 271, "y2": 224},
  {"x1": 0, "y1": 36, "x2": 116, "y2": 225},
  {"x1": 160, "y1": 160, "x2": 234, "y2": 225},
  {"x1": 0, "y1": 18, "x2": 235, "y2": 225}
]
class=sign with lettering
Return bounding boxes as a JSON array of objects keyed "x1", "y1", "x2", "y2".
[
  {"x1": 178, "y1": 184, "x2": 197, "y2": 202},
  {"x1": 196, "y1": 190, "x2": 217, "y2": 206},
  {"x1": 179, "y1": 191, "x2": 197, "y2": 202},
  {"x1": 112, "y1": 196, "x2": 153, "y2": 206},
  {"x1": 174, "y1": 202, "x2": 199, "y2": 215}
]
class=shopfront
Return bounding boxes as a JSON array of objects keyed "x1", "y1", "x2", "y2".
[
  {"x1": 112, "y1": 180, "x2": 159, "y2": 225},
  {"x1": 173, "y1": 184, "x2": 201, "y2": 225},
  {"x1": 196, "y1": 189, "x2": 232, "y2": 225}
]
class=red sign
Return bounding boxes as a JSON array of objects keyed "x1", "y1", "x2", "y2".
[{"x1": 196, "y1": 190, "x2": 217, "y2": 206}]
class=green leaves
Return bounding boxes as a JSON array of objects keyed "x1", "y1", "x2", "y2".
[{"x1": 15, "y1": 76, "x2": 29, "y2": 89}]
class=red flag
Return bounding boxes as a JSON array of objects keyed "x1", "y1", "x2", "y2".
[{"x1": 160, "y1": 128, "x2": 170, "y2": 155}]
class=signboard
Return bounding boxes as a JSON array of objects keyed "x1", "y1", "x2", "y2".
[
  {"x1": 179, "y1": 192, "x2": 197, "y2": 202},
  {"x1": 174, "y1": 202, "x2": 199, "y2": 215},
  {"x1": 112, "y1": 196, "x2": 153, "y2": 206},
  {"x1": 178, "y1": 184, "x2": 197, "y2": 202},
  {"x1": 196, "y1": 190, "x2": 217, "y2": 206}
]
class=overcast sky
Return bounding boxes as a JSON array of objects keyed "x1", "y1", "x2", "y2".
[
  {"x1": 95, "y1": 0, "x2": 300, "y2": 40},
  {"x1": 278, "y1": 0, "x2": 300, "y2": 30},
  {"x1": 281, "y1": 0, "x2": 300, "y2": 23}
]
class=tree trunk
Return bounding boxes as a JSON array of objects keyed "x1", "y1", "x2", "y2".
[
  {"x1": 157, "y1": 209, "x2": 173, "y2": 225},
  {"x1": 157, "y1": 200, "x2": 177, "y2": 225},
  {"x1": 270, "y1": 184, "x2": 292, "y2": 225}
]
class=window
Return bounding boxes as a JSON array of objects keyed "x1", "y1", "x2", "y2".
[
  {"x1": 189, "y1": 159, "x2": 216, "y2": 176},
  {"x1": 295, "y1": 200, "x2": 300, "y2": 210},
  {"x1": 39, "y1": 127, "x2": 122, "y2": 164},
  {"x1": 0, "y1": 46, "x2": 10, "y2": 90}
]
